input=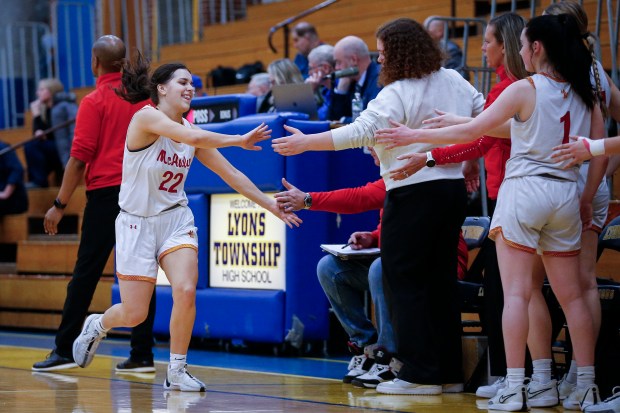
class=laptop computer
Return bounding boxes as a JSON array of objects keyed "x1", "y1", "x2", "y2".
[{"x1": 271, "y1": 83, "x2": 318, "y2": 120}]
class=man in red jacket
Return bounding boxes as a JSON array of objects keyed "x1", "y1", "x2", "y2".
[
  {"x1": 33, "y1": 35, "x2": 155, "y2": 373},
  {"x1": 275, "y1": 148, "x2": 469, "y2": 389}
]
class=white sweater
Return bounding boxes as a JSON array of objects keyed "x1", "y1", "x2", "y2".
[{"x1": 331, "y1": 68, "x2": 485, "y2": 191}]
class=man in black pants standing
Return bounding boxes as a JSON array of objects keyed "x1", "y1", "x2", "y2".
[{"x1": 32, "y1": 35, "x2": 155, "y2": 373}]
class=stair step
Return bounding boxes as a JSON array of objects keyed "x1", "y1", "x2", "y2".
[
  {"x1": 0, "y1": 274, "x2": 113, "y2": 330},
  {"x1": 28, "y1": 234, "x2": 79, "y2": 242},
  {"x1": 28, "y1": 215, "x2": 79, "y2": 237},
  {"x1": 0, "y1": 214, "x2": 28, "y2": 243},
  {"x1": 27, "y1": 186, "x2": 86, "y2": 215},
  {"x1": 17, "y1": 240, "x2": 115, "y2": 275},
  {"x1": 0, "y1": 273, "x2": 113, "y2": 310},
  {"x1": 0, "y1": 262, "x2": 17, "y2": 274}
]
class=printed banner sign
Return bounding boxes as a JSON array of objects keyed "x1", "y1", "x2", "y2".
[{"x1": 209, "y1": 193, "x2": 286, "y2": 290}]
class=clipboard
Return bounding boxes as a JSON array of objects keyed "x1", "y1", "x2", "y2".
[{"x1": 320, "y1": 244, "x2": 380, "y2": 260}]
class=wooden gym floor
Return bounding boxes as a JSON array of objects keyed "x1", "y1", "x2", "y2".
[{"x1": 0, "y1": 330, "x2": 570, "y2": 413}]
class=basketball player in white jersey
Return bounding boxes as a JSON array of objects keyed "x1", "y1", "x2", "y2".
[
  {"x1": 376, "y1": 14, "x2": 606, "y2": 411},
  {"x1": 72, "y1": 53, "x2": 302, "y2": 392}
]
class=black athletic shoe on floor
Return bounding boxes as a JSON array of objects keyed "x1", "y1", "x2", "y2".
[
  {"x1": 32, "y1": 351, "x2": 78, "y2": 372},
  {"x1": 115, "y1": 358, "x2": 156, "y2": 373}
]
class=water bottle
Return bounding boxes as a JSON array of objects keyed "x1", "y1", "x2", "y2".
[{"x1": 351, "y1": 92, "x2": 363, "y2": 122}]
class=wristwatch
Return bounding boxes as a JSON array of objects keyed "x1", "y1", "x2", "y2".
[
  {"x1": 53, "y1": 198, "x2": 67, "y2": 209},
  {"x1": 303, "y1": 193, "x2": 312, "y2": 209},
  {"x1": 426, "y1": 151, "x2": 436, "y2": 168}
]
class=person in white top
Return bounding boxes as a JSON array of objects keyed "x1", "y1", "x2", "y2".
[
  {"x1": 273, "y1": 17, "x2": 485, "y2": 396},
  {"x1": 71, "y1": 53, "x2": 302, "y2": 392},
  {"x1": 375, "y1": 14, "x2": 607, "y2": 412}
]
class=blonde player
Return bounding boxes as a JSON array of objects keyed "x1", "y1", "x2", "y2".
[
  {"x1": 72, "y1": 53, "x2": 301, "y2": 392},
  {"x1": 375, "y1": 14, "x2": 606, "y2": 411}
]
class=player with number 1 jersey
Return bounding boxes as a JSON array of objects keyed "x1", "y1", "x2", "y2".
[{"x1": 503, "y1": 73, "x2": 590, "y2": 183}]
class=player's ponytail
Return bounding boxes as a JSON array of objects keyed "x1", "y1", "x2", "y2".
[
  {"x1": 115, "y1": 50, "x2": 151, "y2": 104},
  {"x1": 116, "y1": 51, "x2": 189, "y2": 105},
  {"x1": 525, "y1": 14, "x2": 594, "y2": 110}
]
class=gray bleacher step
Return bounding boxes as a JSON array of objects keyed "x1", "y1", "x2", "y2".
[
  {"x1": 0, "y1": 262, "x2": 17, "y2": 274},
  {"x1": 28, "y1": 234, "x2": 79, "y2": 242}
]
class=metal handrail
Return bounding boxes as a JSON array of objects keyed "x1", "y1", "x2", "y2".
[
  {"x1": 0, "y1": 118, "x2": 75, "y2": 157},
  {"x1": 267, "y1": 0, "x2": 338, "y2": 58}
]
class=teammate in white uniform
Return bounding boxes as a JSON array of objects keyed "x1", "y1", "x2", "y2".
[
  {"x1": 375, "y1": 14, "x2": 607, "y2": 412},
  {"x1": 72, "y1": 53, "x2": 301, "y2": 392},
  {"x1": 538, "y1": 3, "x2": 613, "y2": 405}
]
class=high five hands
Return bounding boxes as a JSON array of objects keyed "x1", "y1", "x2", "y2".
[
  {"x1": 272, "y1": 125, "x2": 308, "y2": 156},
  {"x1": 241, "y1": 123, "x2": 272, "y2": 151}
]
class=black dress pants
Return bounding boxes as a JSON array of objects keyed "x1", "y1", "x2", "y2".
[
  {"x1": 54, "y1": 186, "x2": 155, "y2": 361},
  {"x1": 381, "y1": 179, "x2": 466, "y2": 384}
]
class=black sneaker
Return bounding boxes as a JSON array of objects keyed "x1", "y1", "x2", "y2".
[
  {"x1": 32, "y1": 351, "x2": 78, "y2": 371},
  {"x1": 351, "y1": 347, "x2": 395, "y2": 388},
  {"x1": 115, "y1": 357, "x2": 156, "y2": 373}
]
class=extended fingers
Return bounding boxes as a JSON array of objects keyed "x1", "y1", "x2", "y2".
[
  {"x1": 388, "y1": 118, "x2": 404, "y2": 128},
  {"x1": 283, "y1": 124, "x2": 302, "y2": 135}
]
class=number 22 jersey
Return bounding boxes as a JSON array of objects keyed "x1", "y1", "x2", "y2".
[{"x1": 119, "y1": 105, "x2": 195, "y2": 217}]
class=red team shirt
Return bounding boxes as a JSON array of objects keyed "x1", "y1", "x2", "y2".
[
  {"x1": 70, "y1": 72, "x2": 147, "y2": 191},
  {"x1": 431, "y1": 65, "x2": 515, "y2": 200},
  {"x1": 310, "y1": 179, "x2": 469, "y2": 279}
]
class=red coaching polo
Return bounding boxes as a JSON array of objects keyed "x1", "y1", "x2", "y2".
[{"x1": 70, "y1": 72, "x2": 147, "y2": 191}]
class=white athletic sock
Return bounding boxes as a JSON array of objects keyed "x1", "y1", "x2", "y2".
[
  {"x1": 169, "y1": 353, "x2": 187, "y2": 371},
  {"x1": 576, "y1": 365, "x2": 595, "y2": 388},
  {"x1": 532, "y1": 358, "x2": 552, "y2": 384},
  {"x1": 566, "y1": 360, "x2": 578, "y2": 384},
  {"x1": 506, "y1": 368, "x2": 526, "y2": 388},
  {"x1": 95, "y1": 316, "x2": 109, "y2": 333}
]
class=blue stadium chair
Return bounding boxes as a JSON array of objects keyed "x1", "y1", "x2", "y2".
[
  {"x1": 459, "y1": 216, "x2": 491, "y2": 333},
  {"x1": 461, "y1": 216, "x2": 491, "y2": 250},
  {"x1": 598, "y1": 215, "x2": 620, "y2": 258}
]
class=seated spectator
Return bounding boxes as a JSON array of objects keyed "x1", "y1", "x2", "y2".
[
  {"x1": 246, "y1": 73, "x2": 272, "y2": 113},
  {"x1": 329, "y1": 36, "x2": 382, "y2": 122},
  {"x1": 261, "y1": 58, "x2": 305, "y2": 113},
  {"x1": 291, "y1": 22, "x2": 323, "y2": 78},
  {"x1": 424, "y1": 16, "x2": 470, "y2": 80},
  {"x1": 305, "y1": 45, "x2": 335, "y2": 120},
  {"x1": 192, "y1": 74, "x2": 207, "y2": 97},
  {"x1": 268, "y1": 58, "x2": 304, "y2": 85},
  {"x1": 26, "y1": 78, "x2": 77, "y2": 187},
  {"x1": 0, "y1": 141, "x2": 29, "y2": 216}
]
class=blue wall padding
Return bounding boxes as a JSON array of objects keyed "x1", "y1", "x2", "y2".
[
  {"x1": 112, "y1": 285, "x2": 285, "y2": 341},
  {"x1": 190, "y1": 94, "x2": 257, "y2": 123},
  {"x1": 193, "y1": 288, "x2": 285, "y2": 342}
]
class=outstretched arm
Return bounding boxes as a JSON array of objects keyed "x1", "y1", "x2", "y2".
[
  {"x1": 271, "y1": 125, "x2": 335, "y2": 156},
  {"x1": 195, "y1": 148, "x2": 302, "y2": 228},
  {"x1": 132, "y1": 108, "x2": 271, "y2": 150},
  {"x1": 551, "y1": 136, "x2": 620, "y2": 166},
  {"x1": 375, "y1": 80, "x2": 530, "y2": 146}
]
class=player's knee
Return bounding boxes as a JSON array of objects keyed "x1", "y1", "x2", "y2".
[
  {"x1": 124, "y1": 310, "x2": 149, "y2": 327},
  {"x1": 172, "y1": 283, "x2": 196, "y2": 305}
]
